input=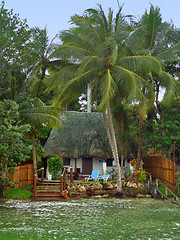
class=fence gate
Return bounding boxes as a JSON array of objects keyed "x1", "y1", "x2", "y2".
[{"x1": 143, "y1": 155, "x2": 175, "y2": 190}]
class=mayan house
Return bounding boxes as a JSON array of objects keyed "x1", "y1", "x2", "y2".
[{"x1": 44, "y1": 111, "x2": 117, "y2": 177}]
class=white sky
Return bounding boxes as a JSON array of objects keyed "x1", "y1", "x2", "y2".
[{"x1": 4, "y1": 0, "x2": 180, "y2": 41}]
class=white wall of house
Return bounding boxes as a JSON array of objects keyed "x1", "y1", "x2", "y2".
[
  {"x1": 93, "y1": 158, "x2": 103, "y2": 175},
  {"x1": 77, "y1": 157, "x2": 82, "y2": 171}
]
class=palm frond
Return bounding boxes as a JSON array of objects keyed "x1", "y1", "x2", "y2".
[
  {"x1": 76, "y1": 55, "x2": 103, "y2": 75},
  {"x1": 161, "y1": 71, "x2": 180, "y2": 104},
  {"x1": 98, "y1": 69, "x2": 117, "y2": 111},
  {"x1": 159, "y1": 43, "x2": 180, "y2": 61},
  {"x1": 45, "y1": 64, "x2": 78, "y2": 92},
  {"x1": 70, "y1": 12, "x2": 104, "y2": 44},
  {"x1": 118, "y1": 55, "x2": 162, "y2": 76},
  {"x1": 53, "y1": 68, "x2": 98, "y2": 104},
  {"x1": 141, "y1": 4, "x2": 162, "y2": 51},
  {"x1": 20, "y1": 102, "x2": 62, "y2": 129},
  {"x1": 49, "y1": 45, "x2": 95, "y2": 61},
  {"x1": 113, "y1": 65, "x2": 137, "y2": 102}
]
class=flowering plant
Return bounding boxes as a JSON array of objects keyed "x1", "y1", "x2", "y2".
[
  {"x1": 130, "y1": 159, "x2": 146, "y2": 182},
  {"x1": 130, "y1": 159, "x2": 136, "y2": 168}
]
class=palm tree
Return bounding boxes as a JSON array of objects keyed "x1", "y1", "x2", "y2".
[
  {"x1": 129, "y1": 5, "x2": 180, "y2": 176},
  {"x1": 47, "y1": 5, "x2": 162, "y2": 194}
]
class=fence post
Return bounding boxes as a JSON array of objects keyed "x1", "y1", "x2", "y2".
[
  {"x1": 70, "y1": 166, "x2": 73, "y2": 183},
  {"x1": 149, "y1": 174, "x2": 152, "y2": 183},
  {"x1": 34, "y1": 175, "x2": 37, "y2": 199},
  {"x1": 64, "y1": 190, "x2": 68, "y2": 199},
  {"x1": 156, "y1": 179, "x2": 159, "y2": 189},
  {"x1": 41, "y1": 168, "x2": 44, "y2": 182},
  {"x1": 165, "y1": 187, "x2": 168, "y2": 196},
  {"x1": 60, "y1": 174, "x2": 63, "y2": 193},
  {"x1": 63, "y1": 168, "x2": 66, "y2": 191}
]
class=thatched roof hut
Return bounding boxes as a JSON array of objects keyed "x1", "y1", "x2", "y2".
[{"x1": 44, "y1": 111, "x2": 112, "y2": 159}]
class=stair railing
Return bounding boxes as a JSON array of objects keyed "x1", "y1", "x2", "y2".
[
  {"x1": 145, "y1": 172, "x2": 180, "y2": 206},
  {"x1": 60, "y1": 168, "x2": 68, "y2": 199}
]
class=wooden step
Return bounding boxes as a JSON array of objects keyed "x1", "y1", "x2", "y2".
[
  {"x1": 36, "y1": 186, "x2": 60, "y2": 190},
  {"x1": 37, "y1": 182, "x2": 60, "y2": 186},
  {"x1": 37, "y1": 192, "x2": 63, "y2": 197}
]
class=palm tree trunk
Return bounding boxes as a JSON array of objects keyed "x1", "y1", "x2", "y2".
[
  {"x1": 136, "y1": 113, "x2": 143, "y2": 170},
  {"x1": 103, "y1": 107, "x2": 122, "y2": 193},
  {"x1": 121, "y1": 153, "x2": 124, "y2": 178},
  {"x1": 120, "y1": 117, "x2": 124, "y2": 178}
]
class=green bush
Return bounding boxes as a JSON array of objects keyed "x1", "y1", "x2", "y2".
[{"x1": 47, "y1": 157, "x2": 64, "y2": 179}]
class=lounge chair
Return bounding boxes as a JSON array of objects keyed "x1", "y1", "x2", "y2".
[
  {"x1": 85, "y1": 170, "x2": 99, "y2": 182},
  {"x1": 98, "y1": 174, "x2": 110, "y2": 181}
]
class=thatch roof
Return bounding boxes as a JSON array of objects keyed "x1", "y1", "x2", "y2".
[{"x1": 44, "y1": 111, "x2": 112, "y2": 159}]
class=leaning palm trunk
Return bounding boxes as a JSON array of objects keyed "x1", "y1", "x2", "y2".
[{"x1": 103, "y1": 107, "x2": 122, "y2": 193}]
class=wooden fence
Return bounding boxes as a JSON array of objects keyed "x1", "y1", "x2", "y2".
[
  {"x1": 5, "y1": 164, "x2": 34, "y2": 189},
  {"x1": 143, "y1": 155, "x2": 175, "y2": 190}
]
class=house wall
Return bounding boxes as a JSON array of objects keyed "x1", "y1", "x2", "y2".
[
  {"x1": 63, "y1": 157, "x2": 103, "y2": 175},
  {"x1": 77, "y1": 158, "x2": 82, "y2": 170},
  {"x1": 93, "y1": 158, "x2": 103, "y2": 175},
  {"x1": 63, "y1": 157, "x2": 130, "y2": 177}
]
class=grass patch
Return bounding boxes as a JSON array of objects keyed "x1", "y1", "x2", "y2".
[
  {"x1": 152, "y1": 181, "x2": 174, "y2": 197},
  {"x1": 3, "y1": 185, "x2": 33, "y2": 199},
  {"x1": 158, "y1": 187, "x2": 174, "y2": 197}
]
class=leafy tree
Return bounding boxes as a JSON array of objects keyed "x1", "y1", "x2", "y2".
[
  {"x1": 143, "y1": 100, "x2": 180, "y2": 160},
  {"x1": 0, "y1": 100, "x2": 32, "y2": 197},
  {"x1": 47, "y1": 5, "x2": 162, "y2": 193},
  {"x1": 0, "y1": 1, "x2": 45, "y2": 101},
  {"x1": 0, "y1": 2, "x2": 63, "y2": 177}
]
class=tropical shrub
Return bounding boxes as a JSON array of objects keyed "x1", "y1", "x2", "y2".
[{"x1": 47, "y1": 157, "x2": 64, "y2": 179}]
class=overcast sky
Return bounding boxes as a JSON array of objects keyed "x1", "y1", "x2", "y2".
[{"x1": 4, "y1": 0, "x2": 180, "y2": 41}]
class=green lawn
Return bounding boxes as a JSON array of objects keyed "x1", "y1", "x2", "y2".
[{"x1": 3, "y1": 185, "x2": 33, "y2": 199}]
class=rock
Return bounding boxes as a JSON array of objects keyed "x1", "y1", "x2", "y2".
[
  {"x1": 132, "y1": 183, "x2": 138, "y2": 188},
  {"x1": 102, "y1": 194, "x2": 109, "y2": 198},
  {"x1": 113, "y1": 183, "x2": 117, "y2": 188},
  {"x1": 126, "y1": 182, "x2": 131, "y2": 187},
  {"x1": 136, "y1": 194, "x2": 146, "y2": 198},
  {"x1": 87, "y1": 183, "x2": 103, "y2": 191},
  {"x1": 91, "y1": 195, "x2": 102, "y2": 199},
  {"x1": 103, "y1": 182, "x2": 114, "y2": 190},
  {"x1": 78, "y1": 185, "x2": 86, "y2": 192},
  {"x1": 137, "y1": 182, "x2": 144, "y2": 188}
]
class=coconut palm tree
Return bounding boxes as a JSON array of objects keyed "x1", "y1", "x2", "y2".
[
  {"x1": 47, "y1": 5, "x2": 162, "y2": 194},
  {"x1": 129, "y1": 4, "x2": 180, "y2": 175}
]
